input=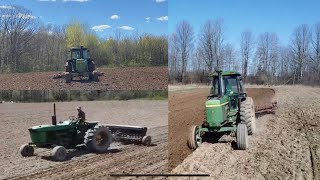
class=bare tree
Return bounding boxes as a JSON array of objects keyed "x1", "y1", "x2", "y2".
[
  {"x1": 198, "y1": 19, "x2": 224, "y2": 73},
  {"x1": 255, "y1": 32, "x2": 279, "y2": 84},
  {"x1": 176, "y1": 20, "x2": 194, "y2": 83},
  {"x1": 240, "y1": 31, "x2": 254, "y2": 83},
  {"x1": 310, "y1": 22, "x2": 320, "y2": 82},
  {"x1": 0, "y1": 5, "x2": 37, "y2": 72},
  {"x1": 222, "y1": 43, "x2": 238, "y2": 71},
  {"x1": 290, "y1": 24, "x2": 311, "y2": 83},
  {"x1": 169, "y1": 33, "x2": 179, "y2": 80}
]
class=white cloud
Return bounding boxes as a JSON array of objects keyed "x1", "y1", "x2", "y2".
[
  {"x1": 119, "y1": 26, "x2": 134, "y2": 31},
  {"x1": 155, "y1": 0, "x2": 167, "y2": 3},
  {"x1": 145, "y1": 17, "x2": 151, "y2": 22},
  {"x1": 110, "y1": 14, "x2": 120, "y2": 20},
  {"x1": 64, "y1": 0, "x2": 87, "y2": 1},
  {"x1": 0, "y1": 5, "x2": 15, "y2": 9},
  {"x1": 92, "y1": 25, "x2": 111, "y2": 32},
  {"x1": 157, "y1": 16, "x2": 168, "y2": 21},
  {"x1": 1, "y1": 13, "x2": 36, "y2": 19}
]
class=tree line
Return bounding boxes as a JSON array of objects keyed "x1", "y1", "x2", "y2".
[
  {"x1": 0, "y1": 5, "x2": 168, "y2": 73},
  {"x1": 169, "y1": 19, "x2": 320, "y2": 85},
  {"x1": 0, "y1": 90, "x2": 167, "y2": 102}
]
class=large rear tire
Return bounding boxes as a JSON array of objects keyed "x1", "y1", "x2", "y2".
[
  {"x1": 236, "y1": 123, "x2": 249, "y2": 150},
  {"x1": 19, "y1": 144, "x2": 34, "y2": 157},
  {"x1": 51, "y1": 146, "x2": 67, "y2": 161},
  {"x1": 84, "y1": 125, "x2": 112, "y2": 152},
  {"x1": 240, "y1": 97, "x2": 256, "y2": 135},
  {"x1": 187, "y1": 125, "x2": 201, "y2": 150}
]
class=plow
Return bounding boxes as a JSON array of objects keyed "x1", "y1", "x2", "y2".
[
  {"x1": 255, "y1": 101, "x2": 277, "y2": 114},
  {"x1": 19, "y1": 104, "x2": 151, "y2": 161}
]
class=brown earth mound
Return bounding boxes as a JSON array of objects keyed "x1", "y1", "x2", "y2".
[
  {"x1": 168, "y1": 88, "x2": 275, "y2": 170},
  {"x1": 0, "y1": 66, "x2": 168, "y2": 90}
]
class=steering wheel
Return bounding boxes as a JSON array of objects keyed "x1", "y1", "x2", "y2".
[{"x1": 69, "y1": 116, "x2": 79, "y2": 123}]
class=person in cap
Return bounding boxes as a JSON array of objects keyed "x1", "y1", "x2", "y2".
[{"x1": 77, "y1": 106, "x2": 86, "y2": 123}]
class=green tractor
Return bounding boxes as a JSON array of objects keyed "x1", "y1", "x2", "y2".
[
  {"x1": 188, "y1": 70, "x2": 256, "y2": 150},
  {"x1": 64, "y1": 46, "x2": 99, "y2": 83},
  {"x1": 19, "y1": 104, "x2": 151, "y2": 161}
]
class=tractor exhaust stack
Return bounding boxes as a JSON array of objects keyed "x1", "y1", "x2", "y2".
[
  {"x1": 52, "y1": 103, "x2": 57, "y2": 125},
  {"x1": 216, "y1": 69, "x2": 224, "y2": 97}
]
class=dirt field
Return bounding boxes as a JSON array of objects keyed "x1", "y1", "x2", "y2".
[
  {"x1": 0, "y1": 67, "x2": 168, "y2": 90},
  {"x1": 0, "y1": 100, "x2": 168, "y2": 179},
  {"x1": 169, "y1": 86, "x2": 320, "y2": 179}
]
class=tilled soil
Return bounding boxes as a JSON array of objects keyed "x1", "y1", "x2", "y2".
[
  {"x1": 0, "y1": 100, "x2": 168, "y2": 179},
  {"x1": 168, "y1": 87, "x2": 274, "y2": 170},
  {"x1": 170, "y1": 86, "x2": 320, "y2": 180},
  {"x1": 0, "y1": 67, "x2": 168, "y2": 90}
]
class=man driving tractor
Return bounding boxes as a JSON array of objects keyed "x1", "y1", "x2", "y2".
[{"x1": 76, "y1": 106, "x2": 86, "y2": 123}]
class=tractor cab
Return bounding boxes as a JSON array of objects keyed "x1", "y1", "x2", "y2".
[
  {"x1": 209, "y1": 71, "x2": 246, "y2": 98},
  {"x1": 70, "y1": 47, "x2": 90, "y2": 60},
  {"x1": 66, "y1": 46, "x2": 93, "y2": 74}
]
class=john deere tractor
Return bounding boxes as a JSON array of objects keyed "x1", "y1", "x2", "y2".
[
  {"x1": 64, "y1": 46, "x2": 99, "y2": 83},
  {"x1": 19, "y1": 104, "x2": 151, "y2": 161},
  {"x1": 188, "y1": 70, "x2": 256, "y2": 150}
]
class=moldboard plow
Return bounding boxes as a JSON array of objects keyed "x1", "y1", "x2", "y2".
[{"x1": 255, "y1": 101, "x2": 277, "y2": 114}]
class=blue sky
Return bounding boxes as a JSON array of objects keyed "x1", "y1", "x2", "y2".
[
  {"x1": 0, "y1": 0, "x2": 168, "y2": 37},
  {"x1": 169, "y1": 0, "x2": 320, "y2": 47}
]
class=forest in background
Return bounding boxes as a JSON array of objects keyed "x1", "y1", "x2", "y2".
[
  {"x1": 169, "y1": 19, "x2": 320, "y2": 85},
  {"x1": 0, "y1": 5, "x2": 168, "y2": 73},
  {"x1": 0, "y1": 90, "x2": 167, "y2": 102}
]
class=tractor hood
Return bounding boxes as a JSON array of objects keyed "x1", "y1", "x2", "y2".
[{"x1": 29, "y1": 121, "x2": 73, "y2": 132}]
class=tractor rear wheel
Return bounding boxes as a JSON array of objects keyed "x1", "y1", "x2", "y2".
[
  {"x1": 19, "y1": 144, "x2": 34, "y2": 157},
  {"x1": 84, "y1": 125, "x2": 112, "y2": 152},
  {"x1": 142, "y1": 136, "x2": 152, "y2": 146},
  {"x1": 240, "y1": 97, "x2": 256, "y2": 135},
  {"x1": 51, "y1": 146, "x2": 67, "y2": 161},
  {"x1": 236, "y1": 123, "x2": 249, "y2": 150},
  {"x1": 187, "y1": 125, "x2": 201, "y2": 150},
  {"x1": 65, "y1": 72, "x2": 72, "y2": 83}
]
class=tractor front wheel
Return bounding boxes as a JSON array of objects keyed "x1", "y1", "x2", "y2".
[
  {"x1": 88, "y1": 72, "x2": 93, "y2": 80},
  {"x1": 142, "y1": 136, "x2": 152, "y2": 146},
  {"x1": 84, "y1": 125, "x2": 112, "y2": 152},
  {"x1": 19, "y1": 144, "x2": 34, "y2": 157},
  {"x1": 187, "y1": 125, "x2": 201, "y2": 150},
  {"x1": 236, "y1": 123, "x2": 249, "y2": 150},
  {"x1": 51, "y1": 146, "x2": 67, "y2": 161},
  {"x1": 65, "y1": 72, "x2": 72, "y2": 83},
  {"x1": 93, "y1": 71, "x2": 99, "y2": 82}
]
